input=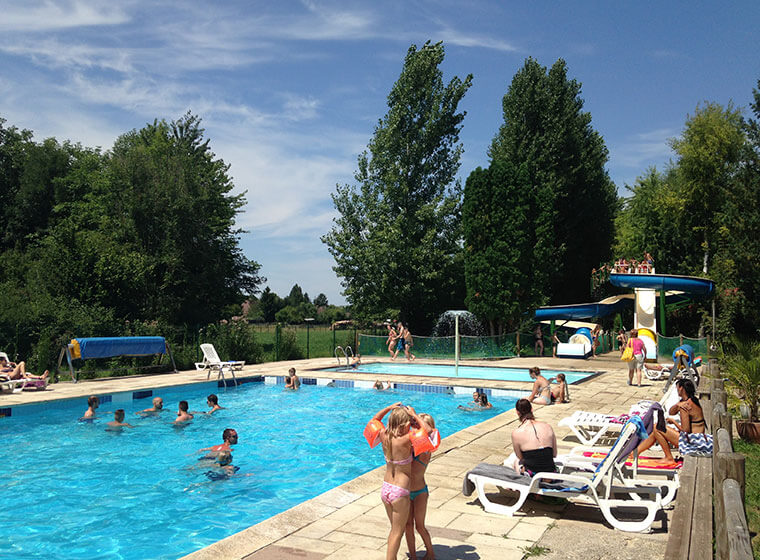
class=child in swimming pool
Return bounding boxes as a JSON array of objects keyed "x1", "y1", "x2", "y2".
[
  {"x1": 371, "y1": 402, "x2": 423, "y2": 560},
  {"x1": 405, "y1": 412, "x2": 436, "y2": 560}
]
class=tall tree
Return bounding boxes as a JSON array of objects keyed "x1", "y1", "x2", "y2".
[
  {"x1": 669, "y1": 102, "x2": 745, "y2": 274},
  {"x1": 489, "y1": 58, "x2": 617, "y2": 306},
  {"x1": 322, "y1": 42, "x2": 472, "y2": 331},
  {"x1": 463, "y1": 161, "x2": 542, "y2": 333}
]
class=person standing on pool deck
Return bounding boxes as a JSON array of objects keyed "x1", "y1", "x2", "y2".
[
  {"x1": 391, "y1": 322, "x2": 406, "y2": 361},
  {"x1": 174, "y1": 401, "x2": 194, "y2": 424},
  {"x1": 627, "y1": 330, "x2": 645, "y2": 387},
  {"x1": 403, "y1": 325, "x2": 416, "y2": 361},
  {"x1": 385, "y1": 323, "x2": 398, "y2": 358},
  {"x1": 405, "y1": 412, "x2": 436, "y2": 560},
  {"x1": 534, "y1": 325, "x2": 544, "y2": 357},
  {"x1": 371, "y1": 403, "x2": 421, "y2": 560}
]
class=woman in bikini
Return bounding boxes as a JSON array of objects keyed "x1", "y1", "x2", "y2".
[
  {"x1": 506, "y1": 399, "x2": 557, "y2": 475},
  {"x1": 635, "y1": 379, "x2": 707, "y2": 465},
  {"x1": 527, "y1": 367, "x2": 552, "y2": 405},
  {"x1": 371, "y1": 403, "x2": 423, "y2": 560},
  {"x1": 405, "y1": 413, "x2": 436, "y2": 560},
  {"x1": 385, "y1": 324, "x2": 398, "y2": 358}
]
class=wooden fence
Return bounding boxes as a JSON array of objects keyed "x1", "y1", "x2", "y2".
[{"x1": 665, "y1": 363, "x2": 753, "y2": 559}]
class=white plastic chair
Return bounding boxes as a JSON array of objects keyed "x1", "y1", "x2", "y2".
[{"x1": 194, "y1": 344, "x2": 244, "y2": 387}]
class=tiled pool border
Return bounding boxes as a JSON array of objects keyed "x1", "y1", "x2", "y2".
[{"x1": 0, "y1": 375, "x2": 529, "y2": 418}]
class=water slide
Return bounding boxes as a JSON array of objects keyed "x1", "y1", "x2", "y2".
[{"x1": 534, "y1": 273, "x2": 715, "y2": 359}]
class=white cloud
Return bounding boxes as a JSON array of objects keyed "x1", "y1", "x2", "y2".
[
  {"x1": 610, "y1": 128, "x2": 676, "y2": 169},
  {"x1": 0, "y1": 0, "x2": 129, "y2": 31}
]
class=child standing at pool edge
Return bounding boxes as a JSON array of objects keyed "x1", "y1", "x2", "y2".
[
  {"x1": 369, "y1": 403, "x2": 422, "y2": 560},
  {"x1": 405, "y1": 412, "x2": 436, "y2": 560}
]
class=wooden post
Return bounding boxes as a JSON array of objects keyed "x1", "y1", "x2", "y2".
[
  {"x1": 714, "y1": 428, "x2": 747, "y2": 560},
  {"x1": 722, "y1": 479, "x2": 753, "y2": 560},
  {"x1": 712, "y1": 378, "x2": 725, "y2": 392}
]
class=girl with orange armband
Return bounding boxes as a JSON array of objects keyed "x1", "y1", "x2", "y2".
[
  {"x1": 366, "y1": 403, "x2": 425, "y2": 560},
  {"x1": 405, "y1": 412, "x2": 438, "y2": 560}
]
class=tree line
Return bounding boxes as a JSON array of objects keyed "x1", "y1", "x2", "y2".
[
  {"x1": 324, "y1": 41, "x2": 760, "y2": 340},
  {"x1": 0, "y1": 113, "x2": 263, "y2": 370}
]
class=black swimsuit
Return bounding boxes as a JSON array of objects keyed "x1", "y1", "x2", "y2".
[{"x1": 520, "y1": 421, "x2": 557, "y2": 476}]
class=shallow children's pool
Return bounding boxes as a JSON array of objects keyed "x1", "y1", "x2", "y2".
[
  {"x1": 321, "y1": 362, "x2": 596, "y2": 384},
  {"x1": 1, "y1": 379, "x2": 517, "y2": 559}
]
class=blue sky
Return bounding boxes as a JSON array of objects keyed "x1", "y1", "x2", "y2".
[{"x1": 1, "y1": 1, "x2": 758, "y2": 305}]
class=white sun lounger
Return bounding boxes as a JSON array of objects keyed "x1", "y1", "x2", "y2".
[
  {"x1": 558, "y1": 384, "x2": 679, "y2": 446},
  {"x1": 555, "y1": 445, "x2": 680, "y2": 507},
  {"x1": 194, "y1": 344, "x2": 244, "y2": 387},
  {"x1": 464, "y1": 422, "x2": 663, "y2": 532}
]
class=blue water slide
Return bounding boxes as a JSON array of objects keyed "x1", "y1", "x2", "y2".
[
  {"x1": 534, "y1": 298, "x2": 631, "y2": 321},
  {"x1": 608, "y1": 273, "x2": 715, "y2": 297}
]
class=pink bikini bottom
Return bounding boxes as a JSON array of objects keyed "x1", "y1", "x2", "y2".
[{"x1": 380, "y1": 481, "x2": 410, "y2": 504}]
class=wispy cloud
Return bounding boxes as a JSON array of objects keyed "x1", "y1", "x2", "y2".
[
  {"x1": 0, "y1": 0, "x2": 129, "y2": 32},
  {"x1": 610, "y1": 128, "x2": 676, "y2": 168}
]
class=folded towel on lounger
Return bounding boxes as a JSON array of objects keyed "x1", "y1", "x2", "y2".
[{"x1": 462, "y1": 462, "x2": 580, "y2": 495}]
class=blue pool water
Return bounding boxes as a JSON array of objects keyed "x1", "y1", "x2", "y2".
[
  {"x1": 322, "y1": 362, "x2": 595, "y2": 384},
  {"x1": 1, "y1": 380, "x2": 516, "y2": 559}
]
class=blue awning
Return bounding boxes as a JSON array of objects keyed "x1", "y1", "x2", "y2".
[{"x1": 72, "y1": 337, "x2": 167, "y2": 360}]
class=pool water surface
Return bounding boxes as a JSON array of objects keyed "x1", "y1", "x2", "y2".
[
  {"x1": 321, "y1": 362, "x2": 596, "y2": 384},
  {"x1": 1, "y1": 380, "x2": 516, "y2": 559}
]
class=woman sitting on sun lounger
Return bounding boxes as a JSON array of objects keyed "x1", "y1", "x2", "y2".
[
  {"x1": 505, "y1": 399, "x2": 557, "y2": 475},
  {"x1": 635, "y1": 379, "x2": 709, "y2": 465}
]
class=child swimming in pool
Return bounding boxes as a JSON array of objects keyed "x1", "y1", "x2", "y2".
[
  {"x1": 371, "y1": 403, "x2": 423, "y2": 560},
  {"x1": 405, "y1": 412, "x2": 436, "y2": 560},
  {"x1": 106, "y1": 409, "x2": 134, "y2": 431}
]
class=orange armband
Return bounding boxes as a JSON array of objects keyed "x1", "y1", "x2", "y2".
[
  {"x1": 410, "y1": 427, "x2": 441, "y2": 455},
  {"x1": 363, "y1": 419, "x2": 384, "y2": 448}
]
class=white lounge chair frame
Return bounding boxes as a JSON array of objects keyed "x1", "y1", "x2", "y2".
[
  {"x1": 467, "y1": 423, "x2": 663, "y2": 532},
  {"x1": 194, "y1": 343, "x2": 244, "y2": 387},
  {"x1": 558, "y1": 384, "x2": 679, "y2": 446},
  {"x1": 555, "y1": 445, "x2": 680, "y2": 507}
]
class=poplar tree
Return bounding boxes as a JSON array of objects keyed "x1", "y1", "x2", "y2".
[
  {"x1": 488, "y1": 58, "x2": 617, "y2": 306},
  {"x1": 322, "y1": 42, "x2": 472, "y2": 331}
]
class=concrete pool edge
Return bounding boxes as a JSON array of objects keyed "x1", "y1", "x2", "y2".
[{"x1": 179, "y1": 408, "x2": 522, "y2": 560}]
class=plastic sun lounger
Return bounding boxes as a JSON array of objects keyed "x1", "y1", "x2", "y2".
[
  {"x1": 464, "y1": 422, "x2": 663, "y2": 532},
  {"x1": 194, "y1": 343, "x2": 244, "y2": 387},
  {"x1": 557, "y1": 410, "x2": 622, "y2": 446},
  {"x1": 555, "y1": 447, "x2": 680, "y2": 507},
  {"x1": 558, "y1": 384, "x2": 680, "y2": 446}
]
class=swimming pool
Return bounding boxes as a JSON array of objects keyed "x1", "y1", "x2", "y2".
[
  {"x1": 1, "y1": 378, "x2": 518, "y2": 559},
  {"x1": 321, "y1": 362, "x2": 596, "y2": 384}
]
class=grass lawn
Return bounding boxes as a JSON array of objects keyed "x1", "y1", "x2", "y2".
[{"x1": 733, "y1": 438, "x2": 760, "y2": 559}]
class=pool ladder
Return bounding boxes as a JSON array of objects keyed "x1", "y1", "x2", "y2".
[{"x1": 334, "y1": 345, "x2": 353, "y2": 367}]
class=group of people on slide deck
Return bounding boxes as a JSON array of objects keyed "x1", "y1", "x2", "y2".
[{"x1": 386, "y1": 322, "x2": 416, "y2": 361}]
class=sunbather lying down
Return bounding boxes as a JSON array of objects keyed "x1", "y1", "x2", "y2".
[{"x1": 0, "y1": 357, "x2": 49, "y2": 381}]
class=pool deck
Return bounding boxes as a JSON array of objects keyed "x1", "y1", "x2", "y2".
[{"x1": 2, "y1": 354, "x2": 671, "y2": 559}]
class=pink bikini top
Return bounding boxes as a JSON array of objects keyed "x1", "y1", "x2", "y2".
[{"x1": 385, "y1": 454, "x2": 413, "y2": 465}]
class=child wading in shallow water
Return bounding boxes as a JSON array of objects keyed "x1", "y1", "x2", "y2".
[
  {"x1": 369, "y1": 403, "x2": 424, "y2": 560},
  {"x1": 405, "y1": 412, "x2": 436, "y2": 560}
]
